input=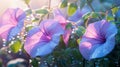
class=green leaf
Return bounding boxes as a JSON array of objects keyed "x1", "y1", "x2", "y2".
[
  {"x1": 77, "y1": 39, "x2": 81, "y2": 44},
  {"x1": 46, "y1": 55, "x2": 53, "y2": 64},
  {"x1": 60, "y1": 0, "x2": 68, "y2": 8},
  {"x1": 71, "y1": 48, "x2": 83, "y2": 60},
  {"x1": 83, "y1": 12, "x2": 101, "y2": 21},
  {"x1": 64, "y1": 48, "x2": 72, "y2": 55},
  {"x1": 53, "y1": 51, "x2": 61, "y2": 57},
  {"x1": 31, "y1": 58, "x2": 39, "y2": 67},
  {"x1": 82, "y1": 12, "x2": 91, "y2": 20},
  {"x1": 91, "y1": 12, "x2": 100, "y2": 18},
  {"x1": 10, "y1": 40, "x2": 22, "y2": 53},
  {"x1": 32, "y1": 18, "x2": 39, "y2": 22},
  {"x1": 112, "y1": 7, "x2": 119, "y2": 15},
  {"x1": 26, "y1": 26, "x2": 33, "y2": 32},
  {"x1": 106, "y1": 16, "x2": 114, "y2": 21},
  {"x1": 68, "y1": 38, "x2": 78, "y2": 48},
  {"x1": 23, "y1": 0, "x2": 30, "y2": 5},
  {"x1": 75, "y1": 26, "x2": 85, "y2": 37},
  {"x1": 68, "y1": 3, "x2": 78, "y2": 16},
  {"x1": 35, "y1": 9, "x2": 48, "y2": 15}
]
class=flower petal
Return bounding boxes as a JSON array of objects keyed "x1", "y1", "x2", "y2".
[
  {"x1": 63, "y1": 29, "x2": 71, "y2": 45},
  {"x1": 0, "y1": 8, "x2": 26, "y2": 41},
  {"x1": 8, "y1": 8, "x2": 26, "y2": 41},
  {"x1": 79, "y1": 20, "x2": 117, "y2": 60},
  {"x1": 68, "y1": 8, "x2": 83, "y2": 22},
  {"x1": 24, "y1": 20, "x2": 64, "y2": 57},
  {"x1": 53, "y1": 9, "x2": 67, "y2": 29},
  {"x1": 39, "y1": 20, "x2": 64, "y2": 36},
  {"x1": 53, "y1": 9, "x2": 71, "y2": 45},
  {"x1": 29, "y1": 34, "x2": 61, "y2": 57}
]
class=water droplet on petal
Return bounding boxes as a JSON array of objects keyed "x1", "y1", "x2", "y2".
[
  {"x1": 17, "y1": 33, "x2": 20, "y2": 35},
  {"x1": 2, "y1": 39, "x2": 6, "y2": 42},
  {"x1": 11, "y1": 41, "x2": 14, "y2": 44},
  {"x1": 12, "y1": 37, "x2": 15, "y2": 40},
  {"x1": 38, "y1": 62, "x2": 41, "y2": 64},
  {"x1": 19, "y1": 49, "x2": 22, "y2": 51},
  {"x1": 8, "y1": 50, "x2": 11, "y2": 53},
  {"x1": 17, "y1": 36, "x2": 20, "y2": 38},
  {"x1": 29, "y1": 59, "x2": 32, "y2": 63}
]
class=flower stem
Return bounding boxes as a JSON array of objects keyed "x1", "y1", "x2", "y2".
[{"x1": 47, "y1": 0, "x2": 51, "y2": 19}]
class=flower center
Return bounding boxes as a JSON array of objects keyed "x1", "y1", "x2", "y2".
[
  {"x1": 46, "y1": 36, "x2": 51, "y2": 41},
  {"x1": 99, "y1": 36, "x2": 106, "y2": 44}
]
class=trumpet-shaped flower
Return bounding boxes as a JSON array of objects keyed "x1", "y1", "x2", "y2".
[
  {"x1": 53, "y1": 9, "x2": 67, "y2": 29},
  {"x1": 53, "y1": 8, "x2": 89, "y2": 44},
  {"x1": 0, "y1": 8, "x2": 26, "y2": 41},
  {"x1": 79, "y1": 20, "x2": 117, "y2": 60},
  {"x1": 53, "y1": 9, "x2": 71, "y2": 45},
  {"x1": 24, "y1": 20, "x2": 64, "y2": 57}
]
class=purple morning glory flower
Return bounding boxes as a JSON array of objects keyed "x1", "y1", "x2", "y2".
[
  {"x1": 53, "y1": 8, "x2": 71, "y2": 45},
  {"x1": 53, "y1": 8, "x2": 90, "y2": 44},
  {"x1": 24, "y1": 20, "x2": 64, "y2": 57},
  {"x1": 79, "y1": 20, "x2": 117, "y2": 60},
  {"x1": 53, "y1": 8, "x2": 67, "y2": 29},
  {"x1": 0, "y1": 8, "x2": 26, "y2": 41}
]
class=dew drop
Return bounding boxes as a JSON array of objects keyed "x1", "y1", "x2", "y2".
[
  {"x1": 29, "y1": 59, "x2": 32, "y2": 63},
  {"x1": 38, "y1": 62, "x2": 41, "y2": 64},
  {"x1": 2, "y1": 39, "x2": 6, "y2": 42},
  {"x1": 11, "y1": 41, "x2": 14, "y2": 44},
  {"x1": 8, "y1": 50, "x2": 11, "y2": 53},
  {"x1": 17, "y1": 36, "x2": 20, "y2": 38},
  {"x1": 19, "y1": 49, "x2": 22, "y2": 51},
  {"x1": 12, "y1": 37, "x2": 15, "y2": 40}
]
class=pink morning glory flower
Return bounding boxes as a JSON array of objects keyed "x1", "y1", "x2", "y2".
[
  {"x1": 79, "y1": 20, "x2": 118, "y2": 60},
  {"x1": 0, "y1": 8, "x2": 26, "y2": 41},
  {"x1": 24, "y1": 20, "x2": 64, "y2": 57}
]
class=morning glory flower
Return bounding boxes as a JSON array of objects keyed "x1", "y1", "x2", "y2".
[
  {"x1": 0, "y1": 8, "x2": 26, "y2": 41},
  {"x1": 79, "y1": 20, "x2": 117, "y2": 60},
  {"x1": 53, "y1": 8, "x2": 71, "y2": 45},
  {"x1": 53, "y1": 8, "x2": 90, "y2": 44},
  {"x1": 53, "y1": 8, "x2": 67, "y2": 29},
  {"x1": 24, "y1": 20, "x2": 64, "y2": 57}
]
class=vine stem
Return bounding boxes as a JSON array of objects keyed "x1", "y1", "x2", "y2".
[{"x1": 47, "y1": 0, "x2": 51, "y2": 19}]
